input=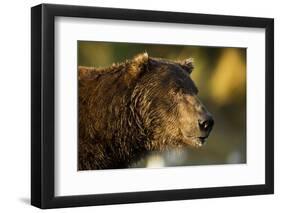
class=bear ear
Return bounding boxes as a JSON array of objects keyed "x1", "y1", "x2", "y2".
[
  {"x1": 128, "y1": 52, "x2": 149, "y2": 78},
  {"x1": 179, "y1": 58, "x2": 194, "y2": 74}
]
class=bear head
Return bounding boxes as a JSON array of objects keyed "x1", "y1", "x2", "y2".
[{"x1": 129, "y1": 53, "x2": 214, "y2": 150}]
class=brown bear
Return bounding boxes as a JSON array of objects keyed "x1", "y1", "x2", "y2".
[{"x1": 78, "y1": 53, "x2": 214, "y2": 170}]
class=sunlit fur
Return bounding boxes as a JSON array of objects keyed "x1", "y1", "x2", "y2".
[{"x1": 78, "y1": 53, "x2": 212, "y2": 170}]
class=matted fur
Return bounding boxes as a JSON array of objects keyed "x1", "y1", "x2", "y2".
[{"x1": 78, "y1": 53, "x2": 212, "y2": 170}]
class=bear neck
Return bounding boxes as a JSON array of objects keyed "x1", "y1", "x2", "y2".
[{"x1": 79, "y1": 66, "x2": 149, "y2": 170}]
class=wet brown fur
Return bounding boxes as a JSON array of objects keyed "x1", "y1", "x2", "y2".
[{"x1": 78, "y1": 53, "x2": 201, "y2": 170}]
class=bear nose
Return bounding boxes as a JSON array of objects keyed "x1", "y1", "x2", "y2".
[{"x1": 198, "y1": 116, "x2": 214, "y2": 133}]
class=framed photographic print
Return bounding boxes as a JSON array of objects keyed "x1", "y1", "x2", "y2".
[{"x1": 31, "y1": 3, "x2": 274, "y2": 209}]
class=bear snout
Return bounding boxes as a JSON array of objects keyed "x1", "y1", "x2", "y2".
[{"x1": 198, "y1": 113, "x2": 214, "y2": 136}]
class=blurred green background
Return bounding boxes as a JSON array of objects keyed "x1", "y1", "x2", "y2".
[{"x1": 78, "y1": 41, "x2": 246, "y2": 168}]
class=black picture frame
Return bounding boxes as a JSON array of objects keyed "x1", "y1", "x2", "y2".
[{"x1": 31, "y1": 3, "x2": 274, "y2": 209}]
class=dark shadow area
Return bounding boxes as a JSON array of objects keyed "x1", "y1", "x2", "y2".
[{"x1": 19, "y1": 197, "x2": 30, "y2": 205}]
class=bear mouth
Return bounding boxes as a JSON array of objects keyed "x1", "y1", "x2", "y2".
[
  {"x1": 183, "y1": 135, "x2": 208, "y2": 148},
  {"x1": 198, "y1": 136, "x2": 207, "y2": 143},
  {"x1": 196, "y1": 136, "x2": 208, "y2": 147},
  {"x1": 180, "y1": 129, "x2": 209, "y2": 148},
  {"x1": 192, "y1": 137, "x2": 205, "y2": 148}
]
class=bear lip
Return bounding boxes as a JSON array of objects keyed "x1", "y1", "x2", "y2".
[
  {"x1": 198, "y1": 136, "x2": 207, "y2": 143},
  {"x1": 195, "y1": 141, "x2": 203, "y2": 147},
  {"x1": 182, "y1": 135, "x2": 207, "y2": 148}
]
